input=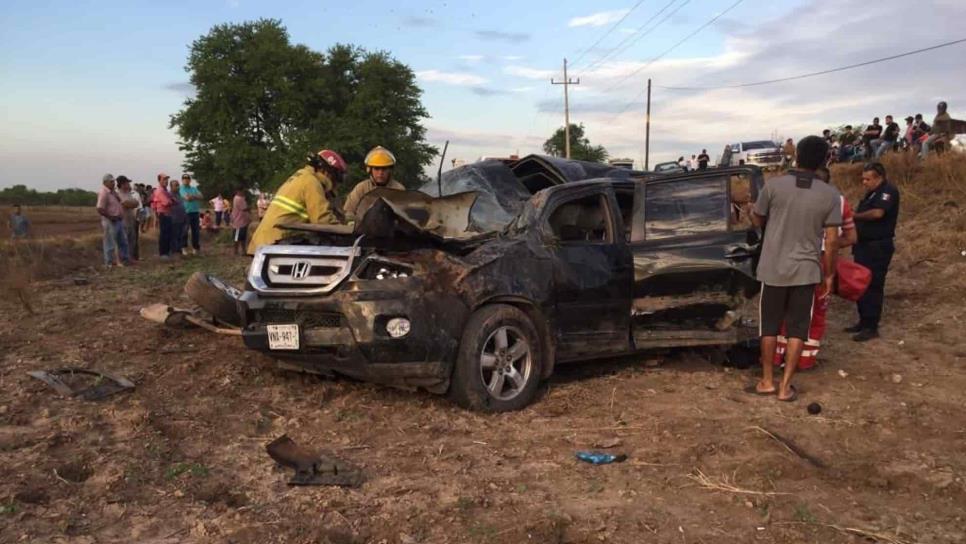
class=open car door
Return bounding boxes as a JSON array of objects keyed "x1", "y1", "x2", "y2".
[
  {"x1": 628, "y1": 166, "x2": 763, "y2": 349},
  {"x1": 541, "y1": 185, "x2": 634, "y2": 361}
]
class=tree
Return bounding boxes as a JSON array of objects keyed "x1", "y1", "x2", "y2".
[
  {"x1": 543, "y1": 123, "x2": 609, "y2": 163},
  {"x1": 170, "y1": 19, "x2": 436, "y2": 198}
]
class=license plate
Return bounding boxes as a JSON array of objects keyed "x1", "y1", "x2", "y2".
[{"x1": 267, "y1": 324, "x2": 300, "y2": 350}]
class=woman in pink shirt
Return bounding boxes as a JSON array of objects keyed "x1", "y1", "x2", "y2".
[{"x1": 151, "y1": 173, "x2": 175, "y2": 258}]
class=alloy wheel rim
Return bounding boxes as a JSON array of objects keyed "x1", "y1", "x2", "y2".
[{"x1": 479, "y1": 325, "x2": 532, "y2": 401}]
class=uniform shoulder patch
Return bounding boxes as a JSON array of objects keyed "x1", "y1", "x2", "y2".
[{"x1": 881, "y1": 193, "x2": 891, "y2": 201}]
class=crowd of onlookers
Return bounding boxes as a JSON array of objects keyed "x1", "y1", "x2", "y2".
[
  {"x1": 821, "y1": 101, "x2": 959, "y2": 164},
  {"x1": 93, "y1": 172, "x2": 272, "y2": 267}
]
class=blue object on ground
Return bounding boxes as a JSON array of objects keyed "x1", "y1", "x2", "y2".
[{"x1": 575, "y1": 451, "x2": 628, "y2": 465}]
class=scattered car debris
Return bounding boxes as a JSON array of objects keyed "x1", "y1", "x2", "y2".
[
  {"x1": 592, "y1": 437, "x2": 623, "y2": 449},
  {"x1": 749, "y1": 426, "x2": 826, "y2": 469},
  {"x1": 265, "y1": 435, "x2": 364, "y2": 487},
  {"x1": 575, "y1": 451, "x2": 627, "y2": 465},
  {"x1": 140, "y1": 303, "x2": 242, "y2": 336},
  {"x1": 27, "y1": 368, "x2": 134, "y2": 401}
]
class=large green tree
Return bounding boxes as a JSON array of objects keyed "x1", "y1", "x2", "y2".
[
  {"x1": 170, "y1": 19, "x2": 436, "y2": 197},
  {"x1": 543, "y1": 123, "x2": 609, "y2": 163}
]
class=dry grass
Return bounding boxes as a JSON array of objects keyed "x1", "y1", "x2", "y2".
[{"x1": 687, "y1": 469, "x2": 790, "y2": 496}]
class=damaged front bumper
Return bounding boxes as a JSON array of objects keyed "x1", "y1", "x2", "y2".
[{"x1": 239, "y1": 276, "x2": 468, "y2": 394}]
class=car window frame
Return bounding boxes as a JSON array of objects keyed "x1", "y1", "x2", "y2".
[
  {"x1": 542, "y1": 188, "x2": 616, "y2": 246},
  {"x1": 633, "y1": 172, "x2": 737, "y2": 244}
]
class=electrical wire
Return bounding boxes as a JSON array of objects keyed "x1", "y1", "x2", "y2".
[
  {"x1": 570, "y1": 0, "x2": 649, "y2": 68},
  {"x1": 582, "y1": 0, "x2": 684, "y2": 72},
  {"x1": 656, "y1": 37, "x2": 966, "y2": 90},
  {"x1": 602, "y1": 0, "x2": 745, "y2": 96}
]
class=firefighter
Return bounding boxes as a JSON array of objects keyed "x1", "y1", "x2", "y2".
[
  {"x1": 343, "y1": 146, "x2": 406, "y2": 223},
  {"x1": 846, "y1": 161, "x2": 900, "y2": 341},
  {"x1": 248, "y1": 149, "x2": 347, "y2": 254}
]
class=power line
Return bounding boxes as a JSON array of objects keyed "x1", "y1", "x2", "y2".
[
  {"x1": 656, "y1": 36, "x2": 966, "y2": 90},
  {"x1": 582, "y1": 0, "x2": 684, "y2": 73},
  {"x1": 602, "y1": 0, "x2": 745, "y2": 96},
  {"x1": 570, "y1": 0, "x2": 649, "y2": 69}
]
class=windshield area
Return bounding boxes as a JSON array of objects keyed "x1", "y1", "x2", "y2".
[{"x1": 741, "y1": 141, "x2": 777, "y2": 150}]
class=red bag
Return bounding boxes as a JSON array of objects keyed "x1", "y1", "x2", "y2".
[{"x1": 835, "y1": 258, "x2": 872, "y2": 301}]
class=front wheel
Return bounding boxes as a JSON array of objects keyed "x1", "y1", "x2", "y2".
[{"x1": 449, "y1": 304, "x2": 543, "y2": 412}]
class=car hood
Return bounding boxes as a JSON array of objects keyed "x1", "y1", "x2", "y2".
[{"x1": 283, "y1": 188, "x2": 493, "y2": 249}]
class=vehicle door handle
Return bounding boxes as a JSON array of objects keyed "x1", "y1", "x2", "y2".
[{"x1": 725, "y1": 247, "x2": 753, "y2": 259}]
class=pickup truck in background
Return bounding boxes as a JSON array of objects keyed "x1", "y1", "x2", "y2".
[{"x1": 723, "y1": 140, "x2": 784, "y2": 170}]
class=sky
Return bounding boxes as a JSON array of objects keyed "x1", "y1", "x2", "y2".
[{"x1": 1, "y1": 0, "x2": 965, "y2": 191}]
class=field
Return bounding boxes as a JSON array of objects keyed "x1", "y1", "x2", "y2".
[
  {"x1": 1, "y1": 154, "x2": 965, "y2": 543},
  {"x1": 0, "y1": 206, "x2": 102, "y2": 240}
]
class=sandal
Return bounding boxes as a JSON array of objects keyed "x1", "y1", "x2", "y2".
[
  {"x1": 744, "y1": 383, "x2": 776, "y2": 396},
  {"x1": 777, "y1": 385, "x2": 799, "y2": 402}
]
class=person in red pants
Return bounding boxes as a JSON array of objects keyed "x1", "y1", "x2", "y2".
[{"x1": 774, "y1": 167, "x2": 857, "y2": 369}]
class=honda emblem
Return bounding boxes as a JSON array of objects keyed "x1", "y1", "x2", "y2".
[{"x1": 291, "y1": 261, "x2": 311, "y2": 280}]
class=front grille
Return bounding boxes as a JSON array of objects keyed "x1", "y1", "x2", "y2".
[
  {"x1": 254, "y1": 309, "x2": 343, "y2": 329},
  {"x1": 249, "y1": 243, "x2": 362, "y2": 296}
]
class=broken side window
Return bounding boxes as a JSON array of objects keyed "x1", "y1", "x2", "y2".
[
  {"x1": 614, "y1": 189, "x2": 634, "y2": 242},
  {"x1": 644, "y1": 177, "x2": 728, "y2": 240},
  {"x1": 548, "y1": 194, "x2": 611, "y2": 243},
  {"x1": 728, "y1": 173, "x2": 755, "y2": 231}
]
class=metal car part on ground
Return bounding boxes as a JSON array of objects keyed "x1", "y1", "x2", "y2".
[
  {"x1": 265, "y1": 434, "x2": 364, "y2": 487},
  {"x1": 215, "y1": 163, "x2": 765, "y2": 412},
  {"x1": 27, "y1": 368, "x2": 135, "y2": 401}
]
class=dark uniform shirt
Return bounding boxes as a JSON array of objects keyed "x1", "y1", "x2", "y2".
[{"x1": 855, "y1": 181, "x2": 899, "y2": 242}]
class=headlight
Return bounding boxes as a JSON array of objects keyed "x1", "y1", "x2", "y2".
[
  {"x1": 386, "y1": 317, "x2": 411, "y2": 338},
  {"x1": 359, "y1": 258, "x2": 413, "y2": 280}
]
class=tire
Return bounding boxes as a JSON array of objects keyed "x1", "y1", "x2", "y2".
[
  {"x1": 184, "y1": 272, "x2": 242, "y2": 326},
  {"x1": 449, "y1": 304, "x2": 544, "y2": 412}
]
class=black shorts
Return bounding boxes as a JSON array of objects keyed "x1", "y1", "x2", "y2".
[
  {"x1": 233, "y1": 226, "x2": 248, "y2": 245},
  {"x1": 759, "y1": 284, "x2": 817, "y2": 340}
]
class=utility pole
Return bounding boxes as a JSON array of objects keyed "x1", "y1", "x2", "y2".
[
  {"x1": 645, "y1": 78, "x2": 652, "y2": 171},
  {"x1": 551, "y1": 58, "x2": 580, "y2": 159}
]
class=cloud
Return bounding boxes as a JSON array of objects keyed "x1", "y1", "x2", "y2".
[
  {"x1": 458, "y1": 54, "x2": 485, "y2": 63},
  {"x1": 470, "y1": 87, "x2": 508, "y2": 97},
  {"x1": 511, "y1": 86, "x2": 535, "y2": 93},
  {"x1": 163, "y1": 82, "x2": 195, "y2": 95},
  {"x1": 503, "y1": 55, "x2": 524, "y2": 61},
  {"x1": 475, "y1": 30, "x2": 530, "y2": 43},
  {"x1": 539, "y1": 0, "x2": 966, "y2": 165},
  {"x1": 504, "y1": 65, "x2": 555, "y2": 80},
  {"x1": 568, "y1": 9, "x2": 630, "y2": 28},
  {"x1": 416, "y1": 70, "x2": 487, "y2": 86},
  {"x1": 618, "y1": 27, "x2": 636, "y2": 34},
  {"x1": 403, "y1": 16, "x2": 437, "y2": 27},
  {"x1": 427, "y1": 126, "x2": 543, "y2": 149}
]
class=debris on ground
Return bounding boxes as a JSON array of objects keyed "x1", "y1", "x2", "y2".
[
  {"x1": 27, "y1": 368, "x2": 134, "y2": 401},
  {"x1": 592, "y1": 437, "x2": 623, "y2": 449},
  {"x1": 807, "y1": 402, "x2": 822, "y2": 415},
  {"x1": 749, "y1": 426, "x2": 826, "y2": 469},
  {"x1": 265, "y1": 434, "x2": 364, "y2": 487},
  {"x1": 139, "y1": 303, "x2": 242, "y2": 336},
  {"x1": 575, "y1": 451, "x2": 627, "y2": 465}
]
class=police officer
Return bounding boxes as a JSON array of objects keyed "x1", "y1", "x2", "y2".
[
  {"x1": 846, "y1": 162, "x2": 900, "y2": 341},
  {"x1": 248, "y1": 148, "x2": 347, "y2": 254},
  {"x1": 343, "y1": 146, "x2": 406, "y2": 223}
]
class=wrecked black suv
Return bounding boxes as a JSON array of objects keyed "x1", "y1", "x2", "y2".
[{"x1": 237, "y1": 158, "x2": 764, "y2": 412}]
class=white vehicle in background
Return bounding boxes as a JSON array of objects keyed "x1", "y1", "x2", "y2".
[{"x1": 724, "y1": 140, "x2": 784, "y2": 170}]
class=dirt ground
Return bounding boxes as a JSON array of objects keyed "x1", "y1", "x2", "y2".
[{"x1": 2, "y1": 168, "x2": 966, "y2": 543}]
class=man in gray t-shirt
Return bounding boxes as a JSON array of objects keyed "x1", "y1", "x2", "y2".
[{"x1": 749, "y1": 136, "x2": 842, "y2": 402}]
